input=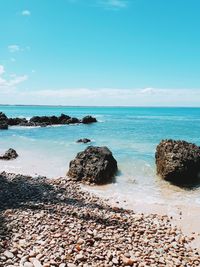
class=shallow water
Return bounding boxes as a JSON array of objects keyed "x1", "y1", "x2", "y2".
[{"x1": 0, "y1": 106, "x2": 200, "y2": 210}]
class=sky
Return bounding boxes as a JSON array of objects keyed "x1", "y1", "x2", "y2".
[{"x1": 1, "y1": 0, "x2": 200, "y2": 106}]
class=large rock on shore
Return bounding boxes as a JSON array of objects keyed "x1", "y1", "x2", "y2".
[
  {"x1": 0, "y1": 148, "x2": 18, "y2": 160},
  {"x1": 156, "y1": 139, "x2": 200, "y2": 185},
  {"x1": 67, "y1": 146, "x2": 118, "y2": 184}
]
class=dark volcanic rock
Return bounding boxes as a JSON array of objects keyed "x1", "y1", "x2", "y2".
[
  {"x1": 77, "y1": 138, "x2": 91, "y2": 144},
  {"x1": 67, "y1": 146, "x2": 118, "y2": 184},
  {"x1": 81, "y1": 116, "x2": 97, "y2": 124},
  {"x1": 29, "y1": 114, "x2": 80, "y2": 125},
  {"x1": 0, "y1": 123, "x2": 8, "y2": 130},
  {"x1": 49, "y1": 115, "x2": 59, "y2": 124},
  {"x1": 0, "y1": 148, "x2": 18, "y2": 160},
  {"x1": 0, "y1": 112, "x2": 8, "y2": 123},
  {"x1": 8, "y1": 117, "x2": 28, "y2": 126},
  {"x1": 29, "y1": 116, "x2": 52, "y2": 125},
  {"x1": 0, "y1": 112, "x2": 97, "y2": 128},
  {"x1": 58, "y1": 114, "x2": 71, "y2": 124},
  {"x1": 156, "y1": 139, "x2": 200, "y2": 185},
  {"x1": 0, "y1": 112, "x2": 8, "y2": 130}
]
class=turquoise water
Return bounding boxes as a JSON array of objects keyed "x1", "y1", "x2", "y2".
[{"x1": 0, "y1": 106, "x2": 200, "y2": 209}]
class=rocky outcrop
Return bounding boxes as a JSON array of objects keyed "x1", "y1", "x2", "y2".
[
  {"x1": 155, "y1": 139, "x2": 200, "y2": 185},
  {"x1": 81, "y1": 116, "x2": 97, "y2": 124},
  {"x1": 68, "y1": 146, "x2": 118, "y2": 184},
  {"x1": 29, "y1": 115, "x2": 80, "y2": 126},
  {"x1": 29, "y1": 116, "x2": 51, "y2": 125},
  {"x1": 0, "y1": 148, "x2": 18, "y2": 160},
  {"x1": 58, "y1": 114, "x2": 71, "y2": 123},
  {"x1": 0, "y1": 123, "x2": 8, "y2": 130},
  {"x1": 77, "y1": 138, "x2": 91, "y2": 144},
  {"x1": 0, "y1": 112, "x2": 97, "y2": 128},
  {"x1": 0, "y1": 112, "x2": 8, "y2": 130},
  {"x1": 8, "y1": 118, "x2": 28, "y2": 126}
]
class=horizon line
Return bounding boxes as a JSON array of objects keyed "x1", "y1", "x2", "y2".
[{"x1": 0, "y1": 104, "x2": 200, "y2": 108}]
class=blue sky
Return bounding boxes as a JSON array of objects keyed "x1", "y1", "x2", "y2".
[{"x1": 1, "y1": 0, "x2": 200, "y2": 106}]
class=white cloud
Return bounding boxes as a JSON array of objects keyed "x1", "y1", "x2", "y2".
[
  {"x1": 99, "y1": 0, "x2": 128, "y2": 9},
  {"x1": 8, "y1": 87, "x2": 199, "y2": 106},
  {"x1": 22, "y1": 10, "x2": 31, "y2": 16},
  {"x1": 0, "y1": 65, "x2": 28, "y2": 92},
  {"x1": 8, "y1": 45, "x2": 20, "y2": 53},
  {"x1": 140, "y1": 87, "x2": 165, "y2": 95}
]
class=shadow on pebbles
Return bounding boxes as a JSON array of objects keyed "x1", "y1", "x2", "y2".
[{"x1": 0, "y1": 172, "x2": 199, "y2": 267}]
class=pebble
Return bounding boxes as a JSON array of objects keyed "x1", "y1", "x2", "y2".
[
  {"x1": 4, "y1": 250, "x2": 14, "y2": 259},
  {"x1": 112, "y1": 258, "x2": 119, "y2": 264},
  {"x1": 30, "y1": 258, "x2": 42, "y2": 267},
  {"x1": 0, "y1": 173, "x2": 199, "y2": 267},
  {"x1": 76, "y1": 254, "x2": 85, "y2": 261},
  {"x1": 121, "y1": 255, "x2": 135, "y2": 266},
  {"x1": 24, "y1": 262, "x2": 34, "y2": 267}
]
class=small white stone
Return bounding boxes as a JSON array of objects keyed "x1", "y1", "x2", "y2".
[
  {"x1": 67, "y1": 264, "x2": 77, "y2": 267},
  {"x1": 24, "y1": 262, "x2": 34, "y2": 267},
  {"x1": 30, "y1": 258, "x2": 42, "y2": 267},
  {"x1": 4, "y1": 250, "x2": 14, "y2": 259}
]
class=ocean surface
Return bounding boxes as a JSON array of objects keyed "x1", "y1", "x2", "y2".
[{"x1": 0, "y1": 105, "x2": 200, "y2": 213}]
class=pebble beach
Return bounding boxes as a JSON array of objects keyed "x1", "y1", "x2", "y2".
[
  {"x1": 2, "y1": 0, "x2": 200, "y2": 264},
  {"x1": 0, "y1": 172, "x2": 200, "y2": 267}
]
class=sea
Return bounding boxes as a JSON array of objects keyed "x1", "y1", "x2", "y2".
[{"x1": 0, "y1": 105, "x2": 200, "y2": 221}]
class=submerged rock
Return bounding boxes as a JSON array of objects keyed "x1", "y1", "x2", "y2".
[
  {"x1": 155, "y1": 139, "x2": 200, "y2": 185},
  {"x1": 0, "y1": 148, "x2": 18, "y2": 160},
  {"x1": 67, "y1": 146, "x2": 118, "y2": 184},
  {"x1": 77, "y1": 138, "x2": 91, "y2": 144},
  {"x1": 81, "y1": 116, "x2": 97, "y2": 124}
]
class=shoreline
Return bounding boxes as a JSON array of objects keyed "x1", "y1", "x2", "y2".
[
  {"x1": 83, "y1": 185, "x2": 200, "y2": 251},
  {"x1": 0, "y1": 171, "x2": 200, "y2": 266},
  {"x1": 95, "y1": 192, "x2": 200, "y2": 250}
]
